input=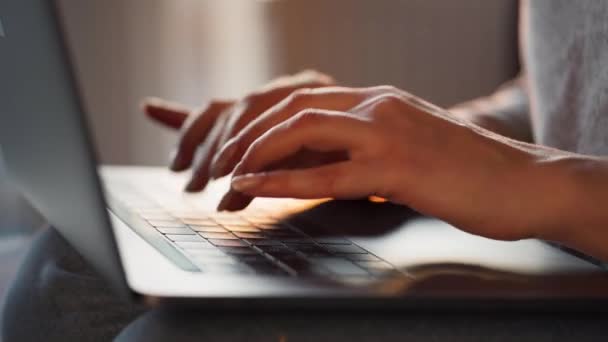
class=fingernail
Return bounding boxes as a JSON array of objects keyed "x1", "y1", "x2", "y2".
[
  {"x1": 217, "y1": 192, "x2": 233, "y2": 211},
  {"x1": 211, "y1": 143, "x2": 237, "y2": 179},
  {"x1": 231, "y1": 174, "x2": 263, "y2": 192}
]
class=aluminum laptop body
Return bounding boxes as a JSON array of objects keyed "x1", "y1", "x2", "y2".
[{"x1": 2, "y1": 0, "x2": 608, "y2": 311}]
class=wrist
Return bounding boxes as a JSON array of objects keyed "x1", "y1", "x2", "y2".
[
  {"x1": 451, "y1": 109, "x2": 508, "y2": 136},
  {"x1": 533, "y1": 155, "x2": 608, "y2": 255},
  {"x1": 450, "y1": 108, "x2": 530, "y2": 141}
]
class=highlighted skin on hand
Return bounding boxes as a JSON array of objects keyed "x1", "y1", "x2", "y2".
[
  {"x1": 142, "y1": 77, "x2": 576, "y2": 248},
  {"x1": 142, "y1": 70, "x2": 335, "y2": 192},
  {"x1": 210, "y1": 86, "x2": 573, "y2": 243}
]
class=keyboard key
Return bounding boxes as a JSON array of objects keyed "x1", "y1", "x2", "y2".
[
  {"x1": 190, "y1": 226, "x2": 227, "y2": 233},
  {"x1": 148, "y1": 220, "x2": 186, "y2": 228},
  {"x1": 281, "y1": 238, "x2": 315, "y2": 244},
  {"x1": 277, "y1": 255, "x2": 312, "y2": 272},
  {"x1": 156, "y1": 227, "x2": 195, "y2": 235},
  {"x1": 233, "y1": 232, "x2": 264, "y2": 239},
  {"x1": 263, "y1": 231, "x2": 300, "y2": 239},
  {"x1": 223, "y1": 225, "x2": 261, "y2": 233},
  {"x1": 256, "y1": 245, "x2": 296, "y2": 259},
  {"x1": 256, "y1": 245, "x2": 292, "y2": 253},
  {"x1": 326, "y1": 244, "x2": 367, "y2": 254},
  {"x1": 182, "y1": 219, "x2": 215, "y2": 226},
  {"x1": 213, "y1": 217, "x2": 252, "y2": 226},
  {"x1": 219, "y1": 247, "x2": 260, "y2": 255},
  {"x1": 250, "y1": 239, "x2": 282, "y2": 246},
  {"x1": 198, "y1": 232, "x2": 237, "y2": 240},
  {"x1": 246, "y1": 217, "x2": 277, "y2": 225},
  {"x1": 138, "y1": 213, "x2": 174, "y2": 220},
  {"x1": 174, "y1": 213, "x2": 213, "y2": 220},
  {"x1": 310, "y1": 257, "x2": 368, "y2": 276},
  {"x1": 175, "y1": 241, "x2": 215, "y2": 250},
  {"x1": 288, "y1": 244, "x2": 331, "y2": 257},
  {"x1": 345, "y1": 254, "x2": 382, "y2": 262},
  {"x1": 165, "y1": 234, "x2": 206, "y2": 242},
  {"x1": 208, "y1": 239, "x2": 248, "y2": 247},
  {"x1": 314, "y1": 237, "x2": 351, "y2": 245}
]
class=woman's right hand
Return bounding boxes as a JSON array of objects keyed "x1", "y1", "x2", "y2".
[{"x1": 142, "y1": 70, "x2": 335, "y2": 192}]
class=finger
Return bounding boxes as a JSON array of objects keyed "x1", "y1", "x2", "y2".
[
  {"x1": 216, "y1": 190, "x2": 253, "y2": 212},
  {"x1": 230, "y1": 161, "x2": 380, "y2": 199},
  {"x1": 258, "y1": 70, "x2": 335, "y2": 93},
  {"x1": 142, "y1": 97, "x2": 190, "y2": 129},
  {"x1": 171, "y1": 100, "x2": 233, "y2": 171},
  {"x1": 214, "y1": 72, "x2": 336, "y2": 158},
  {"x1": 234, "y1": 110, "x2": 373, "y2": 176},
  {"x1": 211, "y1": 87, "x2": 368, "y2": 178},
  {"x1": 184, "y1": 113, "x2": 229, "y2": 192},
  {"x1": 216, "y1": 111, "x2": 374, "y2": 211}
]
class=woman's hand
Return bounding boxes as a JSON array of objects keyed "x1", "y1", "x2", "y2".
[
  {"x1": 144, "y1": 79, "x2": 608, "y2": 259},
  {"x1": 213, "y1": 85, "x2": 574, "y2": 242},
  {"x1": 142, "y1": 70, "x2": 335, "y2": 192}
]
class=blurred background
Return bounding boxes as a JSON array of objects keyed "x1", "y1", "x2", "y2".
[{"x1": 0, "y1": 0, "x2": 518, "y2": 301}]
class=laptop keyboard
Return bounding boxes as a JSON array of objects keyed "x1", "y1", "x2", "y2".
[{"x1": 107, "y1": 184, "x2": 402, "y2": 281}]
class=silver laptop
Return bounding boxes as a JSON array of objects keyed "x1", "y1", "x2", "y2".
[{"x1": 2, "y1": 0, "x2": 608, "y2": 310}]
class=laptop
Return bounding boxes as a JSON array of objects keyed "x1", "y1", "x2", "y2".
[{"x1": 2, "y1": 0, "x2": 608, "y2": 311}]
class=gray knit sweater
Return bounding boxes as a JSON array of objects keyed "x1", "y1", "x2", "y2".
[{"x1": 524, "y1": 0, "x2": 608, "y2": 154}]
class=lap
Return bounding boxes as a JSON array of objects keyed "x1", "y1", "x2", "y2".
[
  {"x1": 1, "y1": 228, "x2": 144, "y2": 342},
  {"x1": 116, "y1": 308, "x2": 608, "y2": 342}
]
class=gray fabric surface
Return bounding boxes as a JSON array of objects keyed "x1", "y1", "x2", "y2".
[
  {"x1": 4, "y1": 1, "x2": 608, "y2": 340},
  {"x1": 523, "y1": 0, "x2": 608, "y2": 154},
  {"x1": 115, "y1": 309, "x2": 608, "y2": 342},
  {"x1": 0, "y1": 229, "x2": 144, "y2": 341}
]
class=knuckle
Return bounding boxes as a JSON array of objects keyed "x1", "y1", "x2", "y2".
[
  {"x1": 376, "y1": 94, "x2": 403, "y2": 107},
  {"x1": 292, "y1": 109, "x2": 325, "y2": 128},
  {"x1": 367, "y1": 94, "x2": 403, "y2": 120},
  {"x1": 296, "y1": 70, "x2": 335, "y2": 85},
  {"x1": 207, "y1": 100, "x2": 229, "y2": 112},
  {"x1": 243, "y1": 92, "x2": 261, "y2": 105},
  {"x1": 292, "y1": 87, "x2": 314, "y2": 98},
  {"x1": 371, "y1": 85, "x2": 399, "y2": 94},
  {"x1": 285, "y1": 88, "x2": 314, "y2": 106}
]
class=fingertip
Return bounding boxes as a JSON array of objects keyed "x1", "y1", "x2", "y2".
[
  {"x1": 184, "y1": 177, "x2": 208, "y2": 193},
  {"x1": 170, "y1": 155, "x2": 190, "y2": 171},
  {"x1": 216, "y1": 191, "x2": 252, "y2": 212},
  {"x1": 141, "y1": 97, "x2": 163, "y2": 114}
]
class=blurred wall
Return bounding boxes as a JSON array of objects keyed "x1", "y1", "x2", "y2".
[
  {"x1": 266, "y1": 0, "x2": 519, "y2": 107},
  {"x1": 58, "y1": 0, "x2": 518, "y2": 165},
  {"x1": 58, "y1": 0, "x2": 272, "y2": 165}
]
